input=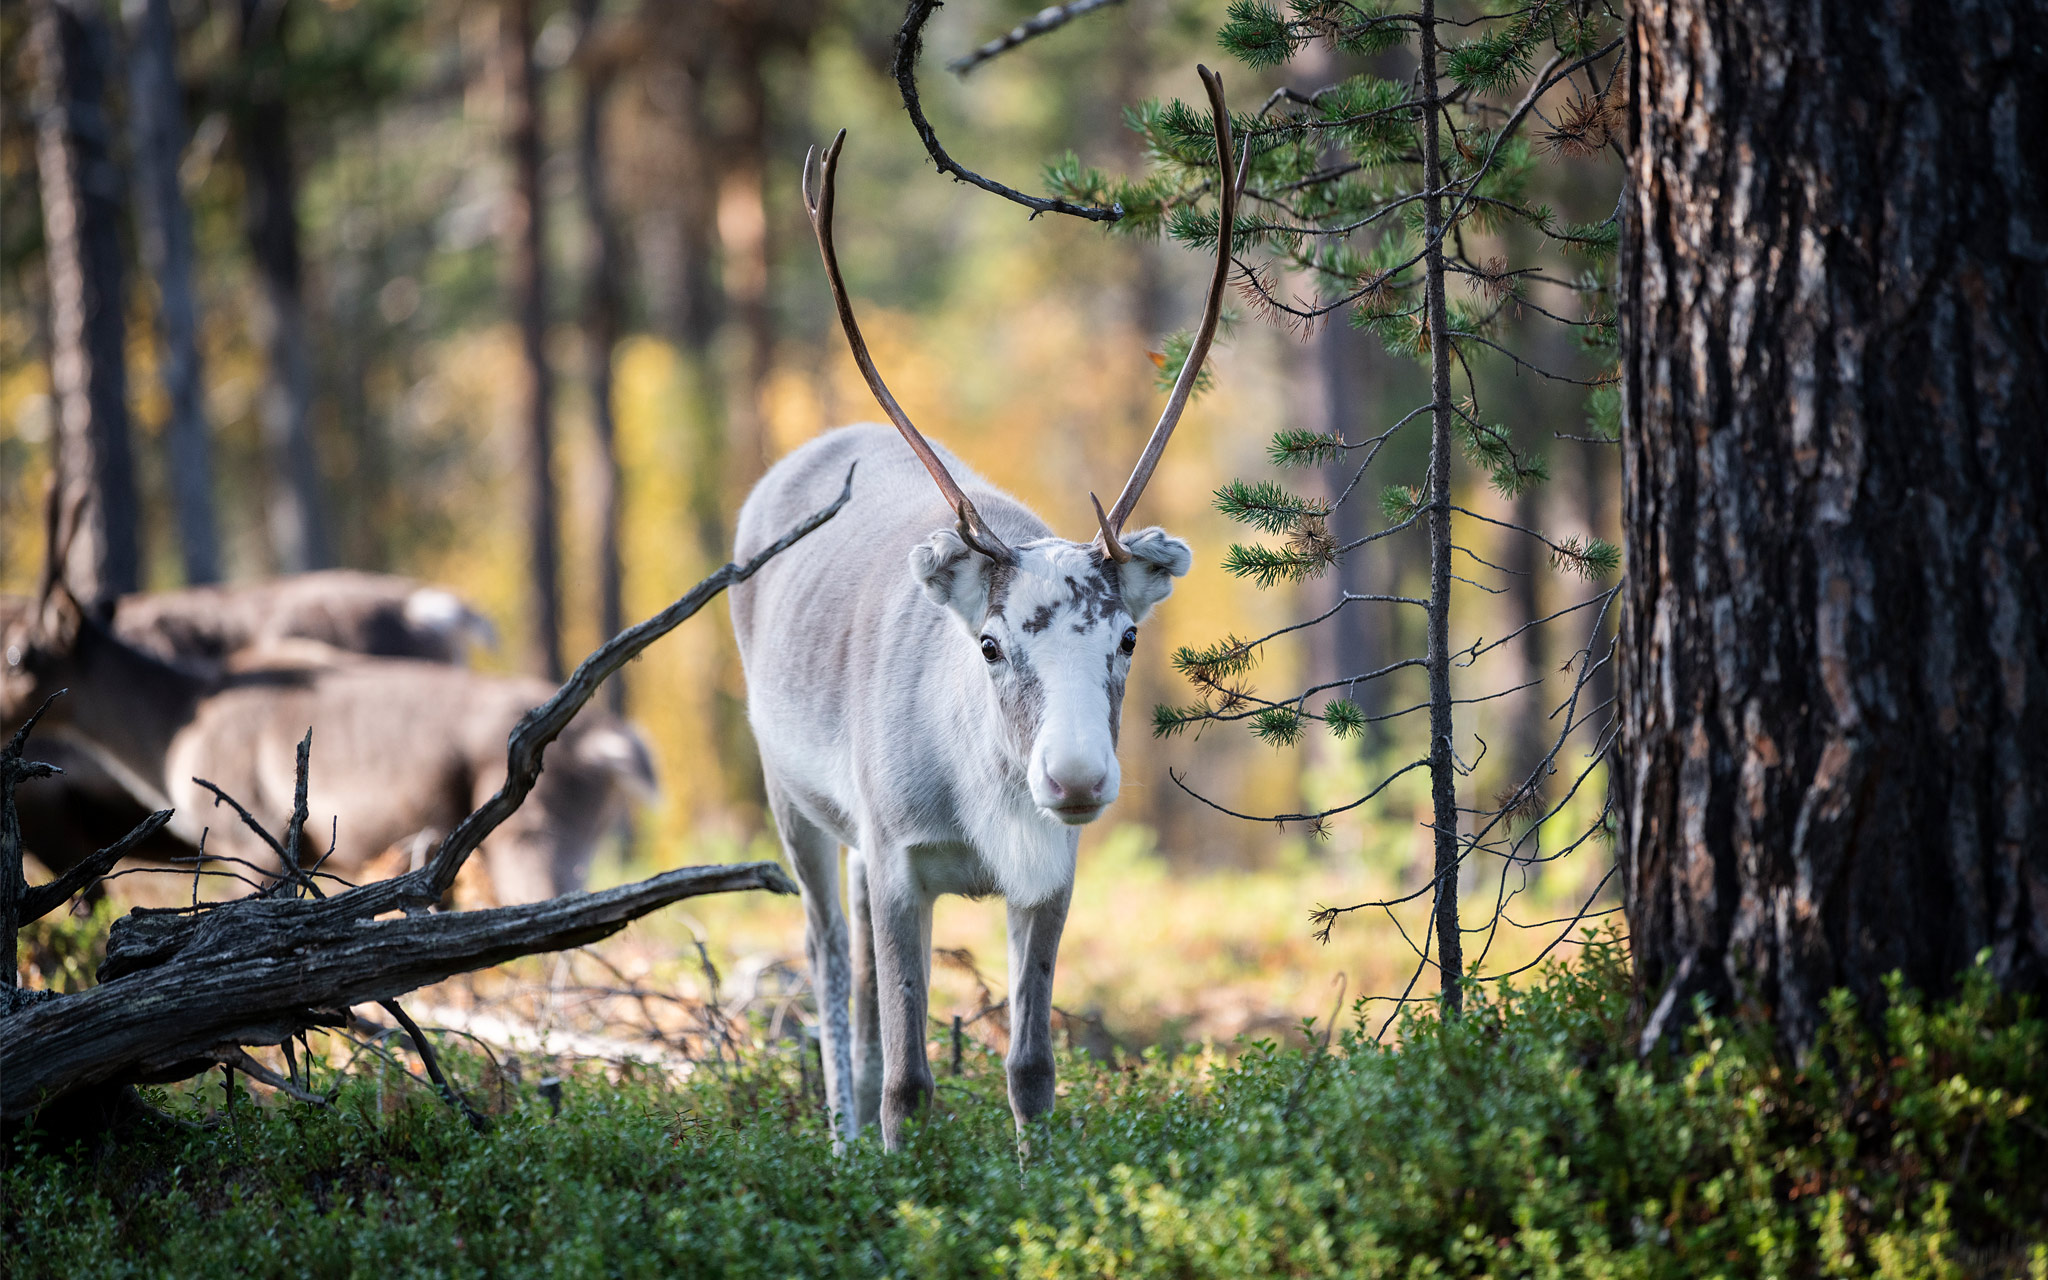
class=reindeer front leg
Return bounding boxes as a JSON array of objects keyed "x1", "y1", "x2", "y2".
[
  {"x1": 1005, "y1": 873, "x2": 1073, "y2": 1131},
  {"x1": 870, "y1": 857, "x2": 935, "y2": 1151},
  {"x1": 846, "y1": 848, "x2": 884, "y2": 1129}
]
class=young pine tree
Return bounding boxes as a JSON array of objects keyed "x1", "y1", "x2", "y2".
[{"x1": 1052, "y1": 0, "x2": 1625, "y2": 1014}]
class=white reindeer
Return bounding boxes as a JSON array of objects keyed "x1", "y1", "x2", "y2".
[{"x1": 731, "y1": 67, "x2": 1240, "y2": 1148}]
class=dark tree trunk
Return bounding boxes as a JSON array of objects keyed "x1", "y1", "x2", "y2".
[
  {"x1": 32, "y1": 0, "x2": 140, "y2": 604},
  {"x1": 1620, "y1": 0, "x2": 2048, "y2": 1050},
  {"x1": 237, "y1": 0, "x2": 330, "y2": 574},
  {"x1": 126, "y1": 0, "x2": 220, "y2": 585},
  {"x1": 1418, "y1": 0, "x2": 1462, "y2": 1012},
  {"x1": 576, "y1": 0, "x2": 625, "y2": 713},
  {"x1": 635, "y1": 0, "x2": 721, "y2": 356},
  {"x1": 505, "y1": 0, "x2": 563, "y2": 682}
]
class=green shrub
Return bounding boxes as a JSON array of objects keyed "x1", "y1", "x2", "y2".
[{"x1": 6, "y1": 939, "x2": 2044, "y2": 1278}]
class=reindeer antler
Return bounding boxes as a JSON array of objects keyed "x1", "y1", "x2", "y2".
[
  {"x1": 802, "y1": 132, "x2": 1015, "y2": 564},
  {"x1": 1097, "y1": 64, "x2": 1244, "y2": 563}
]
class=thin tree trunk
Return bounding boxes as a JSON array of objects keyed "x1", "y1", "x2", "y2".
[
  {"x1": 1620, "y1": 0, "x2": 2048, "y2": 1051},
  {"x1": 505, "y1": 0, "x2": 562, "y2": 681},
  {"x1": 1418, "y1": 0, "x2": 1462, "y2": 1013},
  {"x1": 237, "y1": 0, "x2": 329, "y2": 574},
  {"x1": 32, "y1": 0, "x2": 140, "y2": 605},
  {"x1": 576, "y1": 0, "x2": 625, "y2": 714},
  {"x1": 125, "y1": 0, "x2": 219, "y2": 585}
]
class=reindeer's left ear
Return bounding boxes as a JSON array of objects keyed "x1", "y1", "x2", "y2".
[
  {"x1": 34, "y1": 583, "x2": 87, "y2": 653},
  {"x1": 1116, "y1": 527, "x2": 1192, "y2": 621}
]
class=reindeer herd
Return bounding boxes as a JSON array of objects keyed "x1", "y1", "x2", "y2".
[
  {"x1": 3, "y1": 67, "x2": 1239, "y2": 1151},
  {"x1": 0, "y1": 571, "x2": 654, "y2": 907}
]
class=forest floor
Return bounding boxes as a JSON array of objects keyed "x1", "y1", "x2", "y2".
[{"x1": 8, "y1": 936, "x2": 2045, "y2": 1279}]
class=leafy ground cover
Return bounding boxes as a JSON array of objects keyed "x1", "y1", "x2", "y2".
[{"x1": 7, "y1": 937, "x2": 2044, "y2": 1279}]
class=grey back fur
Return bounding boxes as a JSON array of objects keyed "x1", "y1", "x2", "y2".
[{"x1": 110, "y1": 570, "x2": 496, "y2": 670}]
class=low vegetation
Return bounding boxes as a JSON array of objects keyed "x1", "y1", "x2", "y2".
[{"x1": 7, "y1": 936, "x2": 2043, "y2": 1279}]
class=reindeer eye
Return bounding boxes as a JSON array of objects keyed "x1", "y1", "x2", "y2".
[
  {"x1": 1120, "y1": 626, "x2": 1138, "y2": 655},
  {"x1": 979, "y1": 635, "x2": 1003, "y2": 664}
]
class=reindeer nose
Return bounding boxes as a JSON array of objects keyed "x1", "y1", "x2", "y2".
[{"x1": 1041, "y1": 761, "x2": 1109, "y2": 803}]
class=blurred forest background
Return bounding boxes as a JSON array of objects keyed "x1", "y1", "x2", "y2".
[{"x1": 1, "y1": 0, "x2": 1622, "y2": 1029}]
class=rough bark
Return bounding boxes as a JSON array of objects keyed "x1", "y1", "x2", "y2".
[
  {"x1": 125, "y1": 0, "x2": 220, "y2": 585},
  {"x1": 505, "y1": 0, "x2": 563, "y2": 682},
  {"x1": 32, "y1": 0, "x2": 140, "y2": 604},
  {"x1": 237, "y1": 0, "x2": 330, "y2": 573},
  {"x1": 1620, "y1": 0, "x2": 2048, "y2": 1050},
  {"x1": 1419, "y1": 0, "x2": 1463, "y2": 1012}
]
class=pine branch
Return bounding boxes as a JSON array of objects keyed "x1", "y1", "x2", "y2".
[
  {"x1": 1550, "y1": 534, "x2": 1621, "y2": 580},
  {"x1": 1268, "y1": 429, "x2": 1345, "y2": 468},
  {"x1": 1222, "y1": 541, "x2": 1333, "y2": 588},
  {"x1": 1213, "y1": 479, "x2": 1328, "y2": 533},
  {"x1": 1171, "y1": 634, "x2": 1260, "y2": 685}
]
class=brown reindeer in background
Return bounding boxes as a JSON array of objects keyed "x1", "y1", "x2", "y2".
[{"x1": 3, "y1": 580, "x2": 654, "y2": 904}]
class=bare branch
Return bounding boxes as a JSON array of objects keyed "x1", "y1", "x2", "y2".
[
  {"x1": 18, "y1": 808, "x2": 174, "y2": 923},
  {"x1": 3, "y1": 690, "x2": 68, "y2": 987},
  {"x1": 380, "y1": 997, "x2": 487, "y2": 1132},
  {"x1": 894, "y1": 0, "x2": 1122, "y2": 222},
  {"x1": 220, "y1": 1047, "x2": 331, "y2": 1106},
  {"x1": 417, "y1": 467, "x2": 856, "y2": 899},
  {"x1": 89, "y1": 478, "x2": 851, "y2": 986},
  {"x1": 947, "y1": 0, "x2": 1124, "y2": 77}
]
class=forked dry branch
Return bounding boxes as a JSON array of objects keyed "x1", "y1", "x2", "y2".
[{"x1": 0, "y1": 470, "x2": 853, "y2": 1128}]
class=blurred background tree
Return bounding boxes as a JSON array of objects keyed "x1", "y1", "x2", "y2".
[{"x1": 0, "y1": 0, "x2": 1621, "y2": 925}]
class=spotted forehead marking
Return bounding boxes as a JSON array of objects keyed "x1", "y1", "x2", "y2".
[{"x1": 990, "y1": 541, "x2": 1127, "y2": 634}]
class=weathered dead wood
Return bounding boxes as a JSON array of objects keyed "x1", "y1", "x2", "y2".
[
  {"x1": 1, "y1": 860, "x2": 792, "y2": 1116},
  {"x1": 0, "y1": 470, "x2": 851, "y2": 1122},
  {"x1": 19, "y1": 808, "x2": 173, "y2": 925}
]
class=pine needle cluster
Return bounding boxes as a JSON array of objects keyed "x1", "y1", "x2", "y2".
[{"x1": 1550, "y1": 534, "x2": 1622, "y2": 580}]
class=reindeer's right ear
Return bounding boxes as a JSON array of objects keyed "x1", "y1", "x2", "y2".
[{"x1": 909, "y1": 529, "x2": 993, "y2": 626}]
